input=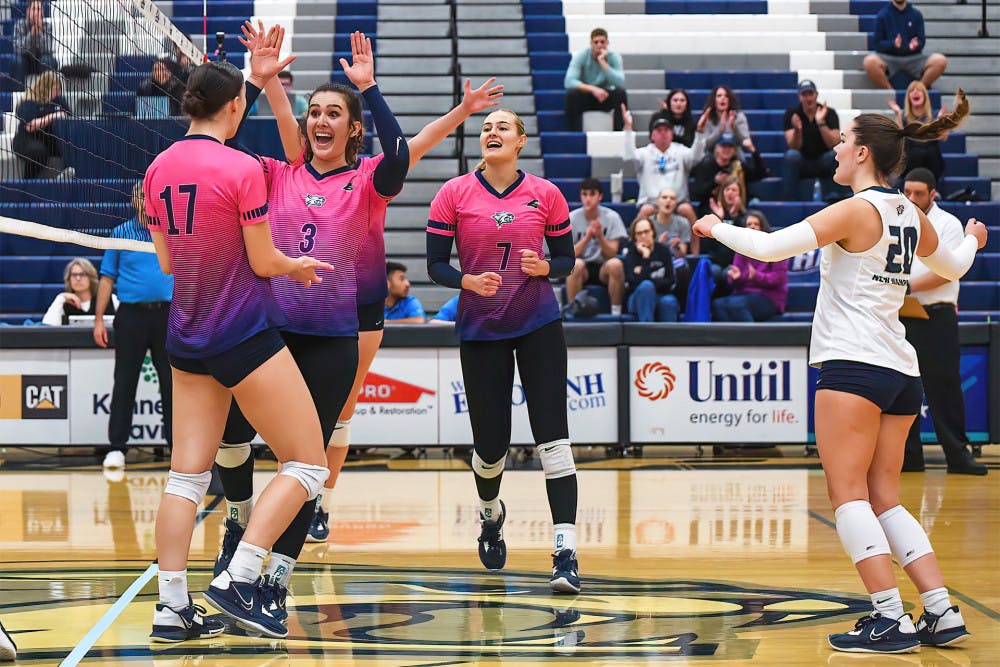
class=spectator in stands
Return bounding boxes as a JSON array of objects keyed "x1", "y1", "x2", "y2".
[
  {"x1": 622, "y1": 108, "x2": 704, "y2": 222},
  {"x1": 653, "y1": 89, "x2": 697, "y2": 148},
  {"x1": 93, "y1": 181, "x2": 174, "y2": 472},
  {"x1": 566, "y1": 177, "x2": 627, "y2": 315},
  {"x1": 42, "y1": 258, "x2": 117, "y2": 325},
  {"x1": 563, "y1": 28, "x2": 627, "y2": 131},
  {"x1": 13, "y1": 0, "x2": 58, "y2": 78},
  {"x1": 711, "y1": 210, "x2": 788, "y2": 322},
  {"x1": 252, "y1": 70, "x2": 307, "y2": 117},
  {"x1": 690, "y1": 132, "x2": 767, "y2": 217},
  {"x1": 12, "y1": 71, "x2": 72, "y2": 179},
  {"x1": 888, "y1": 80, "x2": 948, "y2": 182},
  {"x1": 697, "y1": 174, "x2": 749, "y2": 291},
  {"x1": 899, "y1": 168, "x2": 986, "y2": 475},
  {"x1": 864, "y1": 0, "x2": 947, "y2": 90},
  {"x1": 696, "y1": 86, "x2": 752, "y2": 152},
  {"x1": 782, "y1": 79, "x2": 841, "y2": 201},
  {"x1": 385, "y1": 261, "x2": 426, "y2": 323},
  {"x1": 651, "y1": 187, "x2": 693, "y2": 257},
  {"x1": 167, "y1": 38, "x2": 195, "y2": 85},
  {"x1": 136, "y1": 58, "x2": 186, "y2": 117},
  {"x1": 429, "y1": 294, "x2": 459, "y2": 325},
  {"x1": 620, "y1": 218, "x2": 679, "y2": 322}
]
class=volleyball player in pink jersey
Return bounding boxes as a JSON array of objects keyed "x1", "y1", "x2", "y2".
[
  {"x1": 426, "y1": 109, "x2": 581, "y2": 593},
  {"x1": 209, "y1": 24, "x2": 504, "y2": 622},
  {"x1": 143, "y1": 53, "x2": 333, "y2": 641}
]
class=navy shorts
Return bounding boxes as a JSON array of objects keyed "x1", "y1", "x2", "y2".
[
  {"x1": 357, "y1": 301, "x2": 384, "y2": 332},
  {"x1": 816, "y1": 360, "x2": 923, "y2": 415},
  {"x1": 169, "y1": 327, "x2": 285, "y2": 389}
]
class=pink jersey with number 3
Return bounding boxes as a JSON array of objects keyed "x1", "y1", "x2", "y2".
[
  {"x1": 427, "y1": 170, "x2": 571, "y2": 341},
  {"x1": 144, "y1": 135, "x2": 284, "y2": 358}
]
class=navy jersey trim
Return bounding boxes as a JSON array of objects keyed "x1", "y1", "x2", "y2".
[
  {"x1": 179, "y1": 134, "x2": 222, "y2": 143},
  {"x1": 307, "y1": 160, "x2": 360, "y2": 181},
  {"x1": 242, "y1": 203, "x2": 269, "y2": 221},
  {"x1": 475, "y1": 169, "x2": 525, "y2": 199},
  {"x1": 861, "y1": 185, "x2": 899, "y2": 195},
  {"x1": 545, "y1": 219, "x2": 571, "y2": 234},
  {"x1": 427, "y1": 219, "x2": 456, "y2": 233}
]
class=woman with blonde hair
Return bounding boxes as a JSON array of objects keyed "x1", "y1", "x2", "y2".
[
  {"x1": 42, "y1": 258, "x2": 118, "y2": 325},
  {"x1": 425, "y1": 108, "x2": 581, "y2": 593},
  {"x1": 889, "y1": 80, "x2": 948, "y2": 181},
  {"x1": 695, "y1": 92, "x2": 985, "y2": 654},
  {"x1": 11, "y1": 70, "x2": 72, "y2": 179}
]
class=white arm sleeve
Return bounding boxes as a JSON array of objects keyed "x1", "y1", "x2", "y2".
[
  {"x1": 919, "y1": 235, "x2": 978, "y2": 282},
  {"x1": 711, "y1": 220, "x2": 820, "y2": 263}
]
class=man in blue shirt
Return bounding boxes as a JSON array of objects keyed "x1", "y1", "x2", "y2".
[
  {"x1": 384, "y1": 261, "x2": 426, "y2": 324},
  {"x1": 563, "y1": 27, "x2": 628, "y2": 131},
  {"x1": 863, "y1": 0, "x2": 948, "y2": 90},
  {"x1": 93, "y1": 182, "x2": 174, "y2": 471}
]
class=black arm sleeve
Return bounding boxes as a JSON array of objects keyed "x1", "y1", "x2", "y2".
[
  {"x1": 545, "y1": 230, "x2": 575, "y2": 280},
  {"x1": 363, "y1": 86, "x2": 409, "y2": 198},
  {"x1": 426, "y1": 231, "x2": 464, "y2": 289}
]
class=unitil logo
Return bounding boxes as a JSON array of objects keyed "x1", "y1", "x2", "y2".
[
  {"x1": 358, "y1": 373, "x2": 436, "y2": 403},
  {"x1": 634, "y1": 362, "x2": 676, "y2": 401}
]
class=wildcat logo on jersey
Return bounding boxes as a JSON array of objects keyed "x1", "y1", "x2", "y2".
[
  {"x1": 493, "y1": 212, "x2": 515, "y2": 229},
  {"x1": 896, "y1": 204, "x2": 905, "y2": 215},
  {"x1": 304, "y1": 194, "x2": 326, "y2": 207},
  {"x1": 525, "y1": 199, "x2": 541, "y2": 209}
]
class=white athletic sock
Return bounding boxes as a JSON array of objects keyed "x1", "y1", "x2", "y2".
[
  {"x1": 264, "y1": 553, "x2": 296, "y2": 588},
  {"x1": 158, "y1": 569, "x2": 188, "y2": 609},
  {"x1": 227, "y1": 499, "x2": 252, "y2": 528},
  {"x1": 871, "y1": 587, "x2": 906, "y2": 622},
  {"x1": 480, "y1": 497, "x2": 502, "y2": 522},
  {"x1": 920, "y1": 587, "x2": 952, "y2": 616},
  {"x1": 554, "y1": 523, "x2": 576, "y2": 553},
  {"x1": 228, "y1": 541, "x2": 268, "y2": 583},
  {"x1": 320, "y1": 490, "x2": 334, "y2": 513},
  {"x1": 611, "y1": 305, "x2": 622, "y2": 315}
]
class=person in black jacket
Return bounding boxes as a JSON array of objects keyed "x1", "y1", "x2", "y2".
[
  {"x1": 136, "y1": 58, "x2": 186, "y2": 116},
  {"x1": 621, "y1": 217, "x2": 679, "y2": 322},
  {"x1": 689, "y1": 132, "x2": 767, "y2": 216}
]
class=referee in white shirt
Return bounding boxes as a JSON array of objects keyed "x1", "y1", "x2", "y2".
[{"x1": 900, "y1": 168, "x2": 986, "y2": 475}]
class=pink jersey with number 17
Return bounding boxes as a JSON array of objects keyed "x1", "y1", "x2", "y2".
[
  {"x1": 427, "y1": 170, "x2": 571, "y2": 341},
  {"x1": 144, "y1": 135, "x2": 285, "y2": 358}
]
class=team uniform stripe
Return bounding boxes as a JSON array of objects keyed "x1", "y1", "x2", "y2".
[
  {"x1": 427, "y1": 219, "x2": 456, "y2": 234},
  {"x1": 546, "y1": 219, "x2": 571, "y2": 234}
]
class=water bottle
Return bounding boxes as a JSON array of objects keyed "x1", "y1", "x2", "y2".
[
  {"x1": 812, "y1": 179, "x2": 822, "y2": 202},
  {"x1": 610, "y1": 170, "x2": 623, "y2": 203}
]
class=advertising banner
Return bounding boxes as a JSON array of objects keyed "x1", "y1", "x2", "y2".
[
  {"x1": 439, "y1": 348, "x2": 618, "y2": 445},
  {"x1": 0, "y1": 350, "x2": 70, "y2": 444},
  {"x1": 69, "y1": 349, "x2": 168, "y2": 445},
  {"x1": 630, "y1": 346, "x2": 809, "y2": 443},
  {"x1": 350, "y1": 349, "x2": 439, "y2": 445}
]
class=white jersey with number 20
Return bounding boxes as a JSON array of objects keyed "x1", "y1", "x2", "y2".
[{"x1": 809, "y1": 186, "x2": 921, "y2": 376}]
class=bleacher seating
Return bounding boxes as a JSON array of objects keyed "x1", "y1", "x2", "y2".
[{"x1": 0, "y1": 0, "x2": 996, "y2": 325}]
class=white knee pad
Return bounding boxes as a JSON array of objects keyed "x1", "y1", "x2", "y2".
[
  {"x1": 835, "y1": 500, "x2": 892, "y2": 564},
  {"x1": 878, "y1": 505, "x2": 934, "y2": 567},
  {"x1": 279, "y1": 461, "x2": 330, "y2": 499},
  {"x1": 164, "y1": 470, "x2": 212, "y2": 506},
  {"x1": 538, "y1": 439, "x2": 576, "y2": 480},
  {"x1": 215, "y1": 442, "x2": 251, "y2": 468},
  {"x1": 471, "y1": 450, "x2": 505, "y2": 479},
  {"x1": 329, "y1": 420, "x2": 352, "y2": 448}
]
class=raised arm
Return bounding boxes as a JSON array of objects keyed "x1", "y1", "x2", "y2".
[
  {"x1": 915, "y1": 208, "x2": 986, "y2": 281},
  {"x1": 408, "y1": 78, "x2": 504, "y2": 167},
  {"x1": 238, "y1": 20, "x2": 301, "y2": 161}
]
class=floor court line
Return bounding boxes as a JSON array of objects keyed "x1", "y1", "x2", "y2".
[{"x1": 59, "y1": 495, "x2": 223, "y2": 667}]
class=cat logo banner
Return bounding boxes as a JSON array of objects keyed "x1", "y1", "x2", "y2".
[{"x1": 0, "y1": 374, "x2": 68, "y2": 419}]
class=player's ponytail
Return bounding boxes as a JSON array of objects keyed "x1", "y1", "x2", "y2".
[
  {"x1": 853, "y1": 89, "x2": 969, "y2": 179},
  {"x1": 181, "y1": 61, "x2": 243, "y2": 119}
]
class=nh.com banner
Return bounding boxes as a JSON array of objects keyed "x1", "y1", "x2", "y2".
[{"x1": 630, "y1": 347, "x2": 809, "y2": 443}]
